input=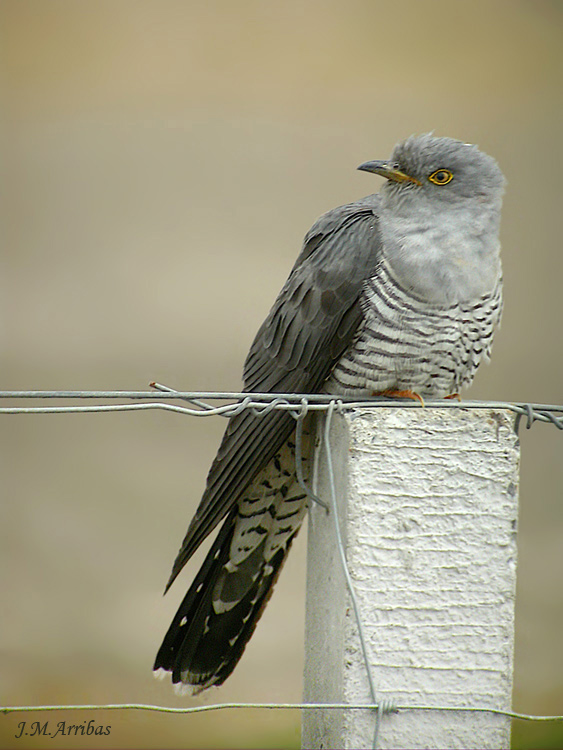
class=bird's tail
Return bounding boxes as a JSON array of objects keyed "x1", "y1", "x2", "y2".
[{"x1": 154, "y1": 439, "x2": 309, "y2": 691}]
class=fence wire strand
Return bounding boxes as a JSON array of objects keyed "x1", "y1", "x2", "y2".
[
  {"x1": 1, "y1": 388, "x2": 562, "y2": 745},
  {"x1": 0, "y1": 389, "x2": 562, "y2": 432},
  {"x1": 2, "y1": 701, "x2": 562, "y2": 722}
]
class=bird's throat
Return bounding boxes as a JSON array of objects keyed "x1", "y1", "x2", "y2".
[{"x1": 379, "y1": 210, "x2": 501, "y2": 305}]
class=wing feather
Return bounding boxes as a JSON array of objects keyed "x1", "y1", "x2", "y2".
[{"x1": 167, "y1": 195, "x2": 382, "y2": 588}]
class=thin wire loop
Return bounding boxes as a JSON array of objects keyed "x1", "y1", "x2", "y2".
[
  {"x1": 292, "y1": 400, "x2": 328, "y2": 511},
  {"x1": 322, "y1": 400, "x2": 383, "y2": 748}
]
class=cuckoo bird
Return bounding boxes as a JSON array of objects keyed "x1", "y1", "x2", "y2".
[{"x1": 154, "y1": 133, "x2": 505, "y2": 692}]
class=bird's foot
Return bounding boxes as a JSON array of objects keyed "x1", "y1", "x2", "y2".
[
  {"x1": 444, "y1": 392, "x2": 461, "y2": 401},
  {"x1": 375, "y1": 389, "x2": 425, "y2": 406}
]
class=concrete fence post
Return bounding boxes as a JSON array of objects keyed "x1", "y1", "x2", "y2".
[{"x1": 302, "y1": 407, "x2": 520, "y2": 750}]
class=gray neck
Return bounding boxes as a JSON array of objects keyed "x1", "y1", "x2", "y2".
[{"x1": 379, "y1": 198, "x2": 502, "y2": 305}]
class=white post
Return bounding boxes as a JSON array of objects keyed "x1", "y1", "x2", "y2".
[{"x1": 303, "y1": 407, "x2": 519, "y2": 750}]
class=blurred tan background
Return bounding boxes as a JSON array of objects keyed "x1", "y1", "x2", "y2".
[{"x1": 1, "y1": 1, "x2": 562, "y2": 748}]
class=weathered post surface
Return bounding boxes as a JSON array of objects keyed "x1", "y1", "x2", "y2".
[{"x1": 303, "y1": 407, "x2": 519, "y2": 750}]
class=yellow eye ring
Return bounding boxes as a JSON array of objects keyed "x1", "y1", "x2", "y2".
[{"x1": 428, "y1": 169, "x2": 453, "y2": 185}]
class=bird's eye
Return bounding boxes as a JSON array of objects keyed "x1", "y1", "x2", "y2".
[{"x1": 428, "y1": 169, "x2": 453, "y2": 185}]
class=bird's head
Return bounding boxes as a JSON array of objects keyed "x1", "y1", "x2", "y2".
[{"x1": 358, "y1": 133, "x2": 505, "y2": 211}]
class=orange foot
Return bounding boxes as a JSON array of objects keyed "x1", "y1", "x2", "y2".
[
  {"x1": 444, "y1": 393, "x2": 461, "y2": 401},
  {"x1": 375, "y1": 389, "x2": 425, "y2": 406}
]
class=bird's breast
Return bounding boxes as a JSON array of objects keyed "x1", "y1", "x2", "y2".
[{"x1": 324, "y1": 260, "x2": 503, "y2": 398}]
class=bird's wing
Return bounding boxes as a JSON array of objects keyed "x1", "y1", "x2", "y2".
[{"x1": 167, "y1": 195, "x2": 383, "y2": 588}]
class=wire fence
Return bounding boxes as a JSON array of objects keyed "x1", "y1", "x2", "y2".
[
  {"x1": 1, "y1": 386, "x2": 562, "y2": 431},
  {"x1": 1, "y1": 387, "x2": 562, "y2": 747}
]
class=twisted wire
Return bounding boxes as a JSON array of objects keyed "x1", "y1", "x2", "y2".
[{"x1": 0, "y1": 389, "x2": 562, "y2": 433}]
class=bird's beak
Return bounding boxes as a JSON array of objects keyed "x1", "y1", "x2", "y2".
[{"x1": 357, "y1": 160, "x2": 421, "y2": 186}]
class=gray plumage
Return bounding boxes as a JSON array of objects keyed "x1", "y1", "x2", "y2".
[{"x1": 154, "y1": 133, "x2": 505, "y2": 691}]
